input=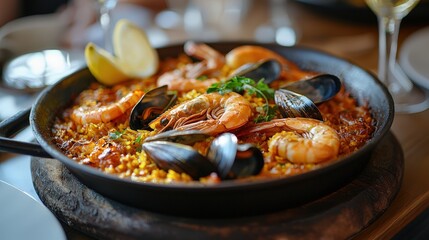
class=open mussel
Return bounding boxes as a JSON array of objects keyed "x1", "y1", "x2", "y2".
[
  {"x1": 229, "y1": 59, "x2": 282, "y2": 84},
  {"x1": 274, "y1": 74, "x2": 342, "y2": 120},
  {"x1": 207, "y1": 133, "x2": 264, "y2": 180},
  {"x1": 141, "y1": 131, "x2": 264, "y2": 180},
  {"x1": 281, "y1": 74, "x2": 341, "y2": 104},
  {"x1": 129, "y1": 85, "x2": 177, "y2": 130},
  {"x1": 142, "y1": 141, "x2": 217, "y2": 180},
  {"x1": 275, "y1": 89, "x2": 323, "y2": 121}
]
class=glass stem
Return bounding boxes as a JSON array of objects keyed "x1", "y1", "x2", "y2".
[
  {"x1": 100, "y1": 5, "x2": 112, "y2": 51},
  {"x1": 377, "y1": 15, "x2": 412, "y2": 95}
]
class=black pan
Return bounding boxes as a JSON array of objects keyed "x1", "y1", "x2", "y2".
[{"x1": 0, "y1": 42, "x2": 394, "y2": 218}]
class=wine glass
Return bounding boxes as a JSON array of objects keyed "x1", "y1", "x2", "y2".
[
  {"x1": 366, "y1": 0, "x2": 429, "y2": 113},
  {"x1": 95, "y1": 0, "x2": 118, "y2": 51}
]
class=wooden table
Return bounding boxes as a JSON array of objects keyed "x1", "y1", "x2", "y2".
[{"x1": 1, "y1": 1, "x2": 429, "y2": 239}]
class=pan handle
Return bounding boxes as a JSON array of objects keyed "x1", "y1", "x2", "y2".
[{"x1": 0, "y1": 108, "x2": 51, "y2": 158}]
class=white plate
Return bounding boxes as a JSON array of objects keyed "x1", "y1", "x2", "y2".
[
  {"x1": 0, "y1": 181, "x2": 66, "y2": 240},
  {"x1": 400, "y1": 26, "x2": 429, "y2": 90}
]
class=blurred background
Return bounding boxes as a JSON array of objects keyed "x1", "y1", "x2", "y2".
[
  {"x1": 0, "y1": 0, "x2": 428, "y2": 120},
  {"x1": 1, "y1": 0, "x2": 429, "y2": 56},
  {"x1": 1, "y1": 0, "x2": 428, "y2": 51}
]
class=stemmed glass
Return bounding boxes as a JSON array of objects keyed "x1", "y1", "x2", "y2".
[
  {"x1": 365, "y1": 0, "x2": 429, "y2": 113},
  {"x1": 95, "y1": 0, "x2": 118, "y2": 51}
]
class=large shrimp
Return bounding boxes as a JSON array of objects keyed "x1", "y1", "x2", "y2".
[
  {"x1": 157, "y1": 41, "x2": 225, "y2": 93},
  {"x1": 157, "y1": 70, "x2": 219, "y2": 93},
  {"x1": 225, "y1": 45, "x2": 310, "y2": 81},
  {"x1": 236, "y1": 118, "x2": 340, "y2": 164},
  {"x1": 149, "y1": 92, "x2": 252, "y2": 136},
  {"x1": 71, "y1": 90, "x2": 144, "y2": 124}
]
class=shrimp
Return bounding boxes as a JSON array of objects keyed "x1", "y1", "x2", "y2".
[
  {"x1": 225, "y1": 45, "x2": 310, "y2": 81},
  {"x1": 183, "y1": 41, "x2": 225, "y2": 78},
  {"x1": 149, "y1": 92, "x2": 252, "y2": 136},
  {"x1": 71, "y1": 90, "x2": 144, "y2": 124},
  {"x1": 157, "y1": 41, "x2": 225, "y2": 93},
  {"x1": 237, "y1": 118, "x2": 340, "y2": 164},
  {"x1": 157, "y1": 69, "x2": 219, "y2": 93}
]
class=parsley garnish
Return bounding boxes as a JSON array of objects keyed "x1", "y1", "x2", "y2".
[
  {"x1": 255, "y1": 105, "x2": 278, "y2": 123},
  {"x1": 207, "y1": 76, "x2": 274, "y2": 98},
  {"x1": 109, "y1": 130, "x2": 124, "y2": 140},
  {"x1": 134, "y1": 134, "x2": 142, "y2": 144},
  {"x1": 134, "y1": 134, "x2": 144, "y2": 152},
  {"x1": 207, "y1": 76, "x2": 276, "y2": 122}
]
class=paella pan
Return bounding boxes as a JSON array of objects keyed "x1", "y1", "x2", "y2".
[{"x1": 0, "y1": 41, "x2": 393, "y2": 217}]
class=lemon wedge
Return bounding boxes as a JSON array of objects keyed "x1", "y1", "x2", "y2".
[
  {"x1": 113, "y1": 19, "x2": 159, "y2": 78},
  {"x1": 84, "y1": 19, "x2": 159, "y2": 85},
  {"x1": 85, "y1": 43, "x2": 129, "y2": 86}
]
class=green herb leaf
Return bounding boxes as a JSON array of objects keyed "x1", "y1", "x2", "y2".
[
  {"x1": 254, "y1": 105, "x2": 277, "y2": 123},
  {"x1": 109, "y1": 130, "x2": 123, "y2": 140},
  {"x1": 207, "y1": 76, "x2": 273, "y2": 98},
  {"x1": 134, "y1": 134, "x2": 142, "y2": 144},
  {"x1": 256, "y1": 80, "x2": 275, "y2": 99}
]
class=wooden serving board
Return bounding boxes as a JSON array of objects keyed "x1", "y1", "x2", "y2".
[{"x1": 31, "y1": 132, "x2": 403, "y2": 240}]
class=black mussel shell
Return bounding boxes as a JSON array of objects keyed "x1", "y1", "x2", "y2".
[
  {"x1": 144, "y1": 130, "x2": 210, "y2": 145},
  {"x1": 129, "y1": 85, "x2": 177, "y2": 130},
  {"x1": 229, "y1": 59, "x2": 282, "y2": 84},
  {"x1": 142, "y1": 141, "x2": 216, "y2": 180},
  {"x1": 275, "y1": 89, "x2": 323, "y2": 121},
  {"x1": 281, "y1": 74, "x2": 341, "y2": 104},
  {"x1": 207, "y1": 133, "x2": 237, "y2": 179},
  {"x1": 231, "y1": 144, "x2": 264, "y2": 178},
  {"x1": 207, "y1": 133, "x2": 264, "y2": 180}
]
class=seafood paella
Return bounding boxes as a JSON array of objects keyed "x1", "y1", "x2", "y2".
[{"x1": 52, "y1": 41, "x2": 374, "y2": 184}]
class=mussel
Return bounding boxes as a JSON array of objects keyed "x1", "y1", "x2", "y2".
[
  {"x1": 141, "y1": 131, "x2": 264, "y2": 180},
  {"x1": 142, "y1": 141, "x2": 217, "y2": 180},
  {"x1": 129, "y1": 85, "x2": 177, "y2": 130},
  {"x1": 207, "y1": 133, "x2": 264, "y2": 180},
  {"x1": 229, "y1": 59, "x2": 282, "y2": 84},
  {"x1": 275, "y1": 89, "x2": 323, "y2": 120},
  {"x1": 281, "y1": 74, "x2": 342, "y2": 104},
  {"x1": 274, "y1": 74, "x2": 342, "y2": 120}
]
